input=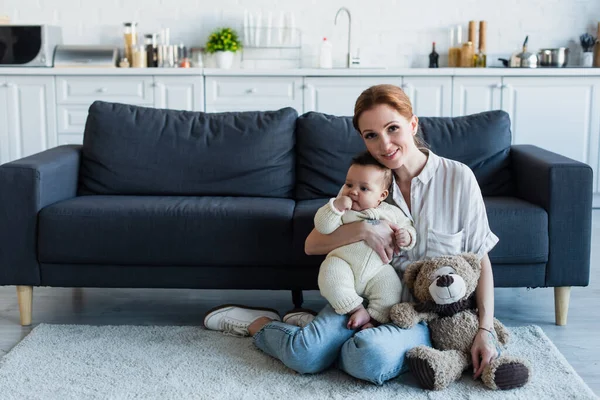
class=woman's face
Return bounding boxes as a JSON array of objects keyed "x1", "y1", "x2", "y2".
[{"x1": 357, "y1": 104, "x2": 419, "y2": 170}]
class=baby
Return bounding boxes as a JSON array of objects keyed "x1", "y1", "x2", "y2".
[{"x1": 314, "y1": 151, "x2": 416, "y2": 329}]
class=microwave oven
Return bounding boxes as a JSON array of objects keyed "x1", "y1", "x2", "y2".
[{"x1": 0, "y1": 25, "x2": 62, "y2": 67}]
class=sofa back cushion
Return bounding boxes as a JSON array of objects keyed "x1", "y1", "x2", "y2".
[
  {"x1": 295, "y1": 110, "x2": 513, "y2": 200},
  {"x1": 79, "y1": 101, "x2": 297, "y2": 197}
]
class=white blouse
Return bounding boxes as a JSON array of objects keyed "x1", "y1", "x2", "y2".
[{"x1": 387, "y1": 150, "x2": 499, "y2": 301}]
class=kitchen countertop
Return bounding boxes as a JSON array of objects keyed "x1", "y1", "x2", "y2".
[{"x1": 1, "y1": 67, "x2": 600, "y2": 76}]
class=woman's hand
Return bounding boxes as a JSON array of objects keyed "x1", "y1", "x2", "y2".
[
  {"x1": 471, "y1": 328, "x2": 499, "y2": 379},
  {"x1": 362, "y1": 220, "x2": 399, "y2": 263}
]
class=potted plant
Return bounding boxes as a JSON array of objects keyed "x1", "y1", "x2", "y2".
[{"x1": 205, "y1": 27, "x2": 242, "y2": 69}]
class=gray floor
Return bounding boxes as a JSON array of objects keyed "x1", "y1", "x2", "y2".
[{"x1": 0, "y1": 211, "x2": 598, "y2": 396}]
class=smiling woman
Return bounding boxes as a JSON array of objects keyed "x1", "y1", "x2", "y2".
[{"x1": 204, "y1": 83, "x2": 503, "y2": 388}]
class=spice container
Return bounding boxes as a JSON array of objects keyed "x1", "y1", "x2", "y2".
[{"x1": 474, "y1": 21, "x2": 487, "y2": 67}]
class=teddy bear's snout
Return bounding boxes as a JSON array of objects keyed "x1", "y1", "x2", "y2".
[{"x1": 436, "y1": 275, "x2": 454, "y2": 287}]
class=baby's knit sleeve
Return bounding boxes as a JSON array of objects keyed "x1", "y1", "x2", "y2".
[
  {"x1": 314, "y1": 198, "x2": 345, "y2": 235},
  {"x1": 380, "y1": 203, "x2": 417, "y2": 251}
]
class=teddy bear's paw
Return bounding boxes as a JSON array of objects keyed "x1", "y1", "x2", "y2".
[
  {"x1": 482, "y1": 356, "x2": 531, "y2": 390},
  {"x1": 408, "y1": 356, "x2": 436, "y2": 390},
  {"x1": 407, "y1": 347, "x2": 467, "y2": 391}
]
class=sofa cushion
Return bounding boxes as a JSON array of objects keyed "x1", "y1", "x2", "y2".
[
  {"x1": 291, "y1": 197, "x2": 548, "y2": 266},
  {"x1": 79, "y1": 101, "x2": 297, "y2": 198},
  {"x1": 38, "y1": 196, "x2": 294, "y2": 266},
  {"x1": 419, "y1": 111, "x2": 514, "y2": 197},
  {"x1": 295, "y1": 113, "x2": 366, "y2": 200},
  {"x1": 485, "y1": 197, "x2": 548, "y2": 264},
  {"x1": 295, "y1": 110, "x2": 513, "y2": 200}
]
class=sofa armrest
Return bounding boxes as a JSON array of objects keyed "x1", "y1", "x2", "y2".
[
  {"x1": 0, "y1": 145, "x2": 81, "y2": 285},
  {"x1": 511, "y1": 144, "x2": 593, "y2": 287}
]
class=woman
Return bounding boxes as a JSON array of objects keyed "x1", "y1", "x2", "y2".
[{"x1": 204, "y1": 84, "x2": 500, "y2": 385}]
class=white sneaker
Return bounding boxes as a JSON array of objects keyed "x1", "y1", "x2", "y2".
[
  {"x1": 203, "y1": 305, "x2": 281, "y2": 337},
  {"x1": 283, "y1": 310, "x2": 317, "y2": 328}
]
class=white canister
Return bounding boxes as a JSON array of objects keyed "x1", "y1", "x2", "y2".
[
  {"x1": 582, "y1": 52, "x2": 594, "y2": 67},
  {"x1": 319, "y1": 37, "x2": 333, "y2": 68}
]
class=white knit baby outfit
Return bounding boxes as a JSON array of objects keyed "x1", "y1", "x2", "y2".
[{"x1": 314, "y1": 198, "x2": 416, "y2": 323}]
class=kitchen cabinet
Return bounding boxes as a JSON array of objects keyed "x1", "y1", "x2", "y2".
[
  {"x1": 153, "y1": 77, "x2": 204, "y2": 111},
  {"x1": 303, "y1": 77, "x2": 403, "y2": 116},
  {"x1": 501, "y1": 77, "x2": 600, "y2": 193},
  {"x1": 452, "y1": 77, "x2": 503, "y2": 117},
  {"x1": 402, "y1": 77, "x2": 452, "y2": 117},
  {"x1": 54, "y1": 76, "x2": 154, "y2": 145},
  {"x1": 204, "y1": 76, "x2": 303, "y2": 113},
  {"x1": 0, "y1": 76, "x2": 56, "y2": 163}
]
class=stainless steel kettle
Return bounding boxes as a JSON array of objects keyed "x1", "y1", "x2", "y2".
[{"x1": 499, "y1": 36, "x2": 539, "y2": 68}]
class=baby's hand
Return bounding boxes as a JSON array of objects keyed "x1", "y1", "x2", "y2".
[
  {"x1": 395, "y1": 228, "x2": 412, "y2": 248},
  {"x1": 333, "y1": 195, "x2": 353, "y2": 212}
]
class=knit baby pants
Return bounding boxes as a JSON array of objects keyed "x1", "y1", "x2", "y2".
[{"x1": 318, "y1": 256, "x2": 402, "y2": 323}]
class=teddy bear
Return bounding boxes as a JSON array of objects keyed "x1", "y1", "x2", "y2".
[{"x1": 390, "y1": 253, "x2": 531, "y2": 391}]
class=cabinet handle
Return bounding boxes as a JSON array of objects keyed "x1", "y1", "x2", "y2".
[
  {"x1": 494, "y1": 83, "x2": 503, "y2": 89},
  {"x1": 502, "y1": 84, "x2": 512, "y2": 90},
  {"x1": 97, "y1": 87, "x2": 108, "y2": 93},
  {"x1": 401, "y1": 83, "x2": 413, "y2": 90},
  {"x1": 246, "y1": 88, "x2": 257, "y2": 94}
]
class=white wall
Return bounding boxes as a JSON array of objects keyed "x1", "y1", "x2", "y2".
[{"x1": 3, "y1": 0, "x2": 600, "y2": 67}]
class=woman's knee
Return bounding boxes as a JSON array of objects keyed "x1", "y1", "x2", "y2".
[
  {"x1": 338, "y1": 323, "x2": 431, "y2": 385},
  {"x1": 339, "y1": 332, "x2": 401, "y2": 385}
]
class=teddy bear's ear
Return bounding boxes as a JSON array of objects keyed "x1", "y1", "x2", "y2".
[
  {"x1": 461, "y1": 252, "x2": 482, "y2": 273},
  {"x1": 403, "y1": 260, "x2": 426, "y2": 289}
]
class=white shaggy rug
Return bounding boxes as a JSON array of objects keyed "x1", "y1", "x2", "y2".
[{"x1": 0, "y1": 324, "x2": 596, "y2": 400}]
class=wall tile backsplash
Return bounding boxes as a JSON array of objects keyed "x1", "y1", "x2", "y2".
[{"x1": 3, "y1": 0, "x2": 600, "y2": 67}]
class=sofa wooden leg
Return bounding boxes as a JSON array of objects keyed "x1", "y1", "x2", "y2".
[
  {"x1": 292, "y1": 289, "x2": 303, "y2": 309},
  {"x1": 554, "y1": 286, "x2": 571, "y2": 326},
  {"x1": 16, "y1": 286, "x2": 33, "y2": 326}
]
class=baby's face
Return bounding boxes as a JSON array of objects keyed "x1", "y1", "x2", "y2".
[{"x1": 341, "y1": 164, "x2": 389, "y2": 211}]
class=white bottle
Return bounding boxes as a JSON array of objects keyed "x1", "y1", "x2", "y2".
[{"x1": 319, "y1": 37, "x2": 333, "y2": 68}]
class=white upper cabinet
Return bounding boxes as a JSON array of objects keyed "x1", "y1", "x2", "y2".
[
  {"x1": 501, "y1": 77, "x2": 600, "y2": 192},
  {"x1": 303, "y1": 77, "x2": 403, "y2": 116},
  {"x1": 401, "y1": 77, "x2": 452, "y2": 117},
  {"x1": 452, "y1": 77, "x2": 503, "y2": 117},
  {"x1": 153, "y1": 77, "x2": 204, "y2": 111},
  {"x1": 1, "y1": 76, "x2": 56, "y2": 162}
]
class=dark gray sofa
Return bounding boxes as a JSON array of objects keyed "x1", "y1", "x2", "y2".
[{"x1": 0, "y1": 101, "x2": 592, "y2": 326}]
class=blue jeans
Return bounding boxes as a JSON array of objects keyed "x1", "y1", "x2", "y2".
[{"x1": 253, "y1": 304, "x2": 431, "y2": 385}]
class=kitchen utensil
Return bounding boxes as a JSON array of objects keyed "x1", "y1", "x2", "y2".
[
  {"x1": 499, "y1": 36, "x2": 538, "y2": 68},
  {"x1": 538, "y1": 48, "x2": 569, "y2": 67},
  {"x1": 580, "y1": 33, "x2": 596, "y2": 53}
]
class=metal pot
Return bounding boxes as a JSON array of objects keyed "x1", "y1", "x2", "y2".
[
  {"x1": 498, "y1": 36, "x2": 538, "y2": 68},
  {"x1": 538, "y1": 48, "x2": 569, "y2": 67}
]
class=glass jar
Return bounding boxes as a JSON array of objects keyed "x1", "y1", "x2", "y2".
[
  {"x1": 144, "y1": 33, "x2": 158, "y2": 67},
  {"x1": 123, "y1": 22, "x2": 138, "y2": 65},
  {"x1": 131, "y1": 45, "x2": 147, "y2": 68}
]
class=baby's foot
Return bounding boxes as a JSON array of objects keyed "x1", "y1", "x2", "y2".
[
  {"x1": 360, "y1": 318, "x2": 381, "y2": 330},
  {"x1": 347, "y1": 307, "x2": 371, "y2": 329}
]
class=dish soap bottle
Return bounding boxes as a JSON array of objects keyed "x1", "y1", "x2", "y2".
[
  {"x1": 428, "y1": 42, "x2": 439, "y2": 68},
  {"x1": 319, "y1": 37, "x2": 333, "y2": 69}
]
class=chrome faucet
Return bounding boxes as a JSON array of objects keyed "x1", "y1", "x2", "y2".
[{"x1": 334, "y1": 7, "x2": 360, "y2": 68}]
